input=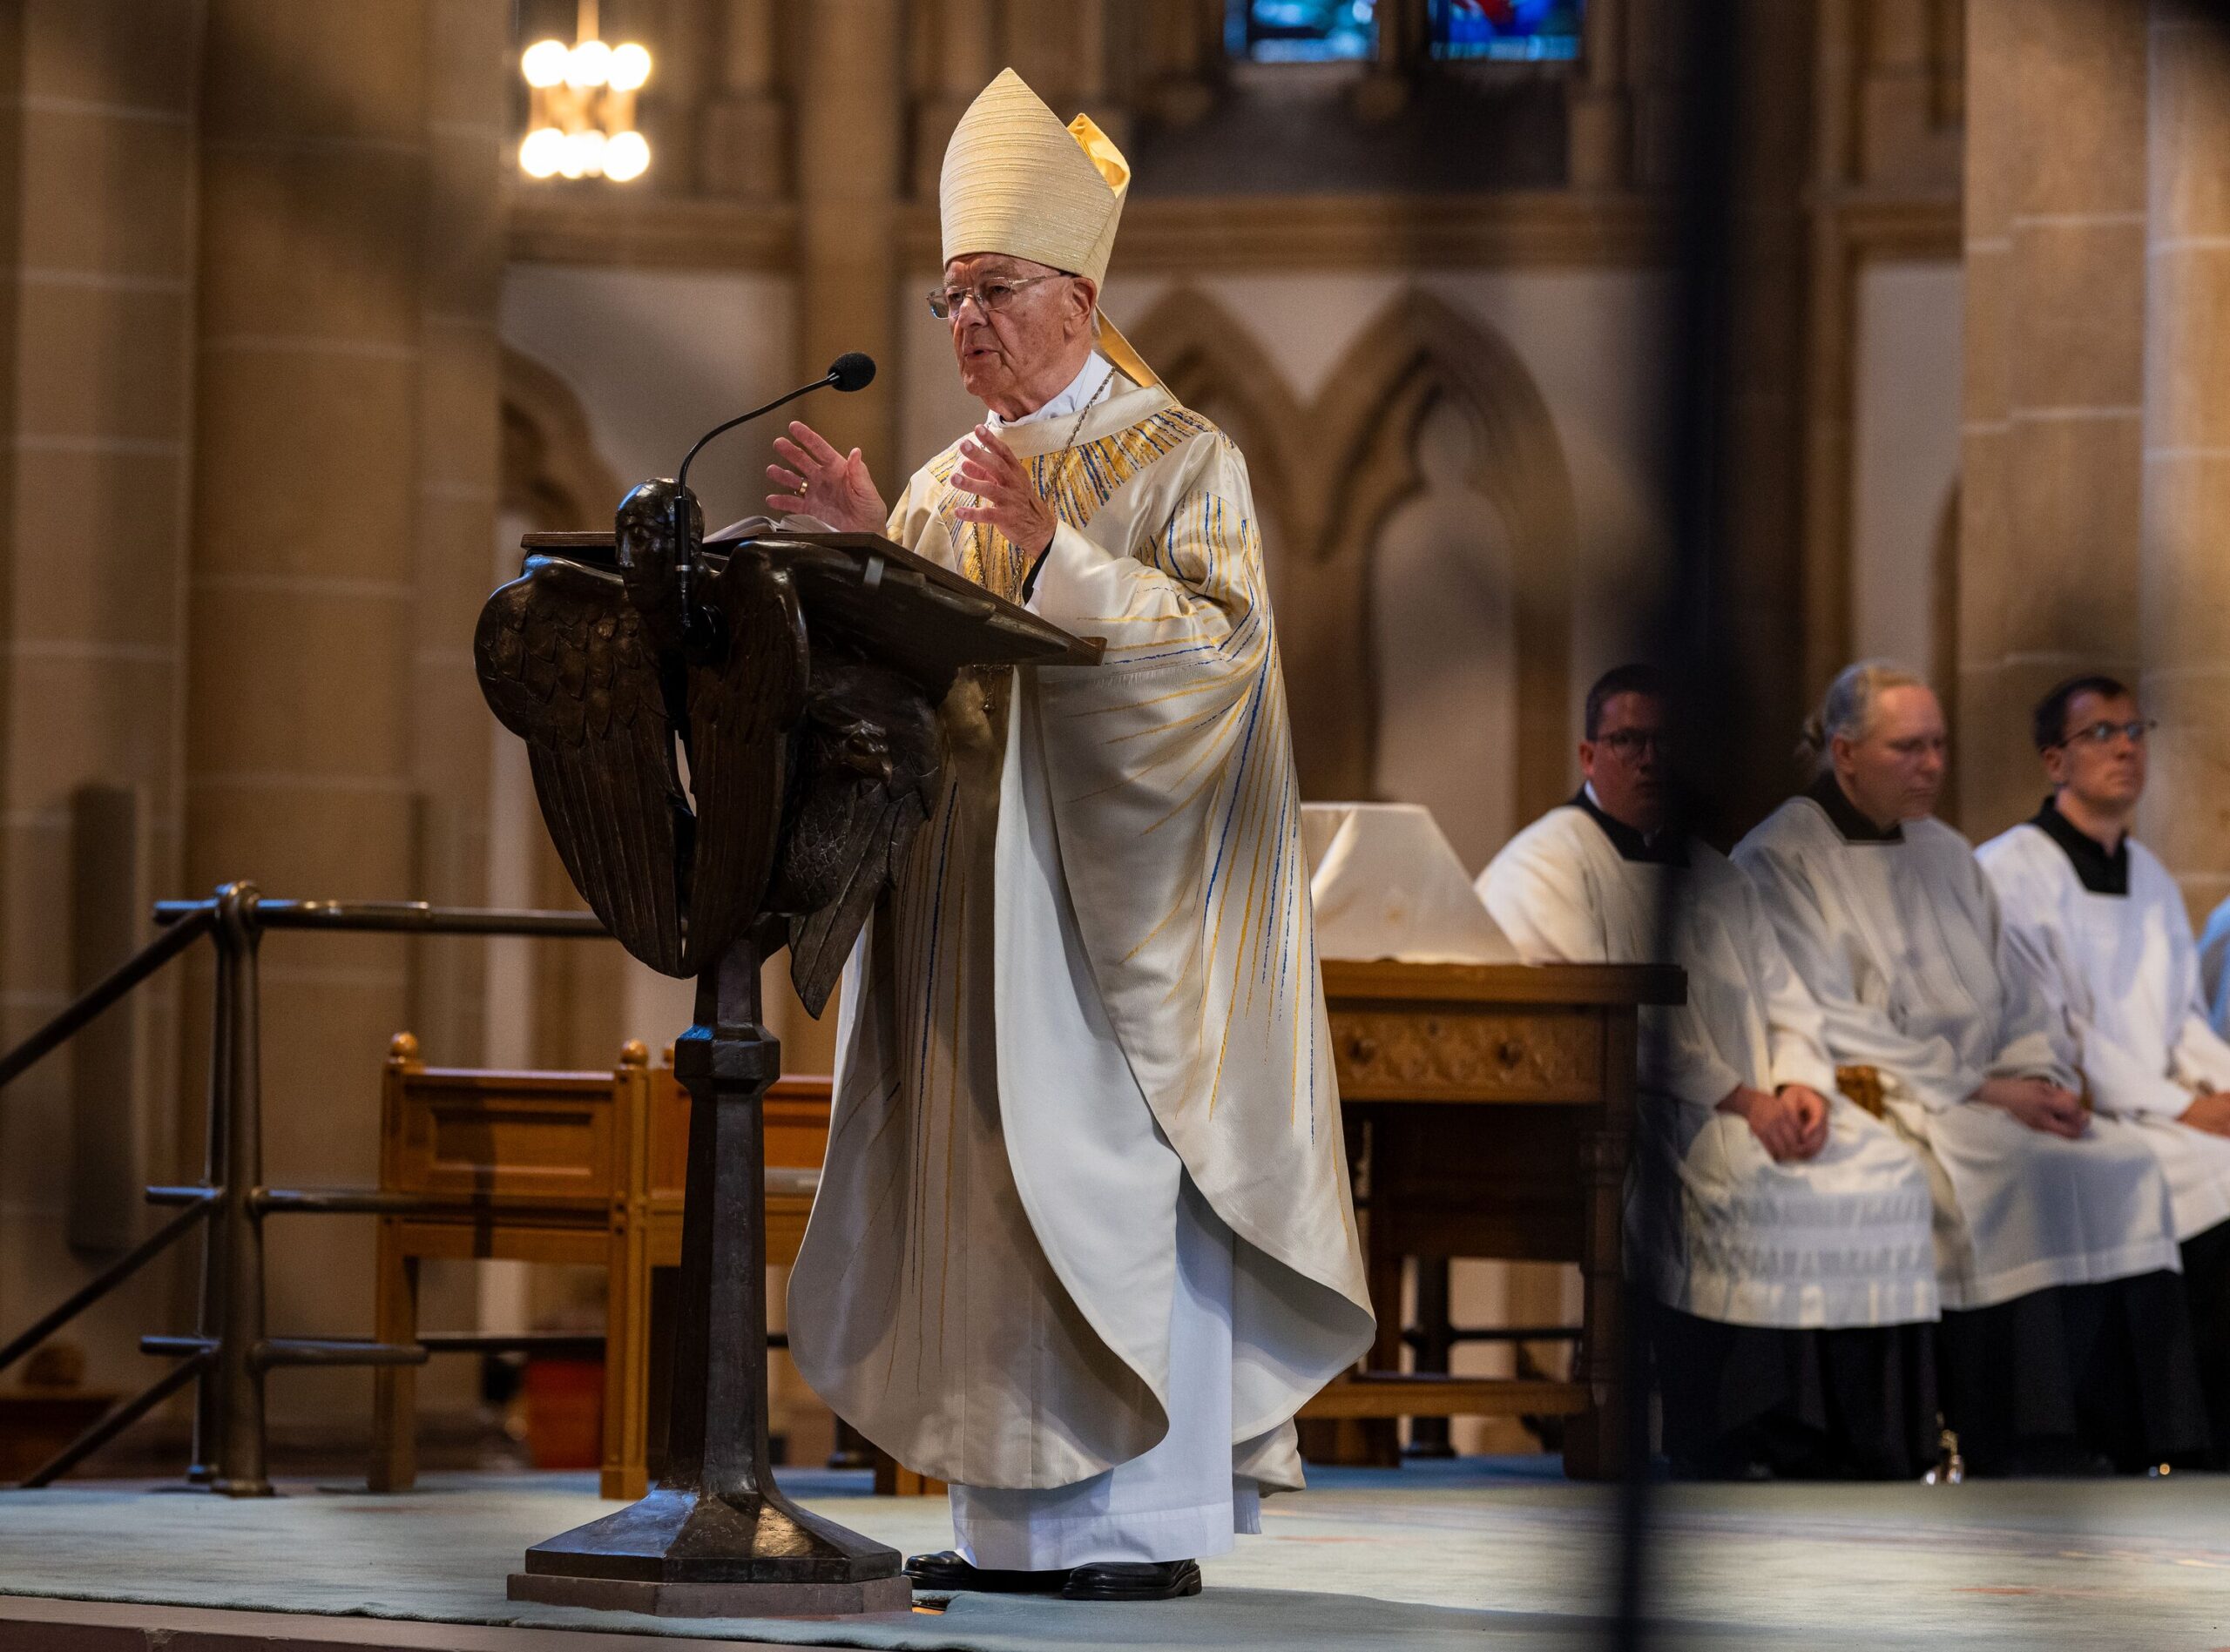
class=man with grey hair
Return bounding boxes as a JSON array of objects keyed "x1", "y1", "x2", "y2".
[
  {"x1": 1978, "y1": 673, "x2": 2230, "y2": 1464},
  {"x1": 1734, "y1": 663, "x2": 2206, "y2": 1474}
]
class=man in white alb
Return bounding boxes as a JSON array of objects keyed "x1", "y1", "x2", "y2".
[
  {"x1": 1480, "y1": 666, "x2": 1938, "y2": 1477},
  {"x1": 769, "y1": 71, "x2": 1374, "y2": 1601},
  {"x1": 1734, "y1": 662, "x2": 2205, "y2": 1474},
  {"x1": 1977, "y1": 674, "x2": 2230, "y2": 1463}
]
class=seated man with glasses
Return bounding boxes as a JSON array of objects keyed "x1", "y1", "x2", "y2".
[
  {"x1": 767, "y1": 69, "x2": 1372, "y2": 1603},
  {"x1": 1978, "y1": 675, "x2": 2230, "y2": 1465},
  {"x1": 1477, "y1": 665, "x2": 1939, "y2": 1479},
  {"x1": 1736, "y1": 663, "x2": 2205, "y2": 1475}
]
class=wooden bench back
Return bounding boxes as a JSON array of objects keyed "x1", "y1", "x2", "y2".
[{"x1": 382, "y1": 1032, "x2": 834, "y2": 1213}]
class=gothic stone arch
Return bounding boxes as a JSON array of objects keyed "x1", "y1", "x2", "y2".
[{"x1": 1134, "y1": 287, "x2": 1578, "y2": 823}]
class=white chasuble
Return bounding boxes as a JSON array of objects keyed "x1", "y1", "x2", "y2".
[
  {"x1": 1478, "y1": 806, "x2": 1936, "y2": 1330},
  {"x1": 787, "y1": 377, "x2": 1375, "y2": 1493},
  {"x1": 1734, "y1": 798, "x2": 2179, "y2": 1310},
  {"x1": 1979, "y1": 820, "x2": 2230, "y2": 1241}
]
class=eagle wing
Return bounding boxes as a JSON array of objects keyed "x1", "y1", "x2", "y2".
[
  {"x1": 680, "y1": 550, "x2": 808, "y2": 974},
  {"x1": 777, "y1": 653, "x2": 943, "y2": 1017},
  {"x1": 476, "y1": 555, "x2": 690, "y2": 975}
]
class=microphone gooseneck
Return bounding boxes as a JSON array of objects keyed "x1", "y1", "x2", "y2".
[
  {"x1": 666, "y1": 352, "x2": 878, "y2": 657},
  {"x1": 674, "y1": 353, "x2": 878, "y2": 498}
]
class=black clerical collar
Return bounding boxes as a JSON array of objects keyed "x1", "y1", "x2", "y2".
[
  {"x1": 1572, "y1": 788, "x2": 1687, "y2": 867},
  {"x1": 2033, "y1": 796, "x2": 2130, "y2": 896},
  {"x1": 1807, "y1": 772, "x2": 1903, "y2": 844}
]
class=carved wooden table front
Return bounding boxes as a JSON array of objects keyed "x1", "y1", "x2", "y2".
[{"x1": 1297, "y1": 960, "x2": 1684, "y2": 1480}]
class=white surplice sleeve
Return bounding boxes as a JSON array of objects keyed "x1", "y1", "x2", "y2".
[
  {"x1": 1985, "y1": 840, "x2": 2192, "y2": 1118},
  {"x1": 1976, "y1": 870, "x2": 2082, "y2": 1090},
  {"x1": 1475, "y1": 820, "x2": 1609, "y2": 968},
  {"x1": 1734, "y1": 871, "x2": 1839, "y2": 1097},
  {"x1": 1736, "y1": 837, "x2": 1977, "y2": 1113},
  {"x1": 1481, "y1": 822, "x2": 1744, "y2": 1111}
]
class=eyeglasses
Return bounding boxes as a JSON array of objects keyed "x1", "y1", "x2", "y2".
[
  {"x1": 2055, "y1": 718, "x2": 2156, "y2": 748},
  {"x1": 1596, "y1": 730, "x2": 1673, "y2": 759},
  {"x1": 927, "y1": 273, "x2": 1067, "y2": 320}
]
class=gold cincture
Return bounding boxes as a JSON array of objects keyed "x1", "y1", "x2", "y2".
[{"x1": 1835, "y1": 1063, "x2": 1885, "y2": 1118}]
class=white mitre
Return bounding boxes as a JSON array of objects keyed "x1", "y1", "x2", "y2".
[{"x1": 939, "y1": 67, "x2": 1159, "y2": 388}]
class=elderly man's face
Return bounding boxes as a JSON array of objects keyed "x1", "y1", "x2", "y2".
[
  {"x1": 1835, "y1": 684, "x2": 1947, "y2": 826},
  {"x1": 942, "y1": 253, "x2": 1096, "y2": 412}
]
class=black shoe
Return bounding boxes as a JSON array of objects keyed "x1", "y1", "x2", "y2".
[
  {"x1": 903, "y1": 1549, "x2": 1067, "y2": 1594},
  {"x1": 1060, "y1": 1559, "x2": 1202, "y2": 1601}
]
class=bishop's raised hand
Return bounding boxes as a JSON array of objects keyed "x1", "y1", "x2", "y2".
[{"x1": 766, "y1": 421, "x2": 888, "y2": 535}]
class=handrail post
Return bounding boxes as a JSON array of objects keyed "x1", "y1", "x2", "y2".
[
  {"x1": 186, "y1": 897, "x2": 231, "y2": 1487},
  {"x1": 208, "y1": 882, "x2": 272, "y2": 1496}
]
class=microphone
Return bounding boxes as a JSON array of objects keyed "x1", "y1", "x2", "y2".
[
  {"x1": 666, "y1": 353, "x2": 875, "y2": 658},
  {"x1": 674, "y1": 352, "x2": 876, "y2": 500}
]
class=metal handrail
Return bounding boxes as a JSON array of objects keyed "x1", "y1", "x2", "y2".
[
  {"x1": 0, "y1": 1195, "x2": 216, "y2": 1377},
  {"x1": 0, "y1": 906, "x2": 214, "y2": 1093},
  {"x1": 0, "y1": 883, "x2": 620, "y2": 1492},
  {"x1": 154, "y1": 898, "x2": 608, "y2": 938}
]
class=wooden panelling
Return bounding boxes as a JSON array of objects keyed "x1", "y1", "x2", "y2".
[{"x1": 1332, "y1": 1007, "x2": 1604, "y2": 1103}]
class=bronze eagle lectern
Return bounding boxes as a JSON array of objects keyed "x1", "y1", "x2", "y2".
[{"x1": 476, "y1": 478, "x2": 1099, "y2": 1616}]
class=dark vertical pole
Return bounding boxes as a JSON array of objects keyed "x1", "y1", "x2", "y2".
[
  {"x1": 660, "y1": 935, "x2": 780, "y2": 1500},
  {"x1": 1619, "y1": 2, "x2": 1747, "y2": 1646},
  {"x1": 186, "y1": 900, "x2": 232, "y2": 1486},
  {"x1": 1404, "y1": 1258, "x2": 1455, "y2": 1459},
  {"x1": 210, "y1": 882, "x2": 272, "y2": 1497}
]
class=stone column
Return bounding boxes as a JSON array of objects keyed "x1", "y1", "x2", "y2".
[
  {"x1": 1566, "y1": 0, "x2": 1632, "y2": 189},
  {"x1": 700, "y1": 0, "x2": 787, "y2": 199},
  {"x1": 185, "y1": 1, "x2": 429, "y2": 1426},
  {"x1": 796, "y1": 0, "x2": 902, "y2": 482},
  {"x1": 2139, "y1": 3, "x2": 2230, "y2": 927},
  {"x1": 1139, "y1": 0, "x2": 1220, "y2": 127},
  {"x1": 402, "y1": 0, "x2": 507, "y2": 1413},
  {"x1": 1956, "y1": 0, "x2": 2147, "y2": 839},
  {"x1": 408, "y1": 0, "x2": 504, "y2": 1066},
  {"x1": 911, "y1": 0, "x2": 997, "y2": 199},
  {"x1": 0, "y1": 0, "x2": 202, "y2": 1384}
]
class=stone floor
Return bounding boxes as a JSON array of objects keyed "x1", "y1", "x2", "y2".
[{"x1": 0, "y1": 1460, "x2": 2226, "y2": 1649}]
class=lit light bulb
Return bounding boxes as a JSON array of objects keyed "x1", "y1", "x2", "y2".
[
  {"x1": 609, "y1": 43, "x2": 652, "y2": 92},
  {"x1": 521, "y1": 38, "x2": 570, "y2": 88},
  {"x1": 562, "y1": 127, "x2": 607, "y2": 178},
  {"x1": 566, "y1": 38, "x2": 612, "y2": 87},
  {"x1": 603, "y1": 129, "x2": 650, "y2": 181},
  {"x1": 519, "y1": 125, "x2": 567, "y2": 178}
]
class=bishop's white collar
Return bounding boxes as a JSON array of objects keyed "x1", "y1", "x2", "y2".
[{"x1": 989, "y1": 351, "x2": 1114, "y2": 430}]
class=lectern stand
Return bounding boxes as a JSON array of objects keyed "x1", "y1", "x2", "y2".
[{"x1": 475, "y1": 504, "x2": 1099, "y2": 1616}]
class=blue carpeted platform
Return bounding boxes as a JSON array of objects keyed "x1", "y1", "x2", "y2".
[{"x1": 0, "y1": 1459, "x2": 2226, "y2": 1648}]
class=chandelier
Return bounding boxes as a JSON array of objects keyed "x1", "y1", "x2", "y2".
[{"x1": 518, "y1": 0, "x2": 652, "y2": 182}]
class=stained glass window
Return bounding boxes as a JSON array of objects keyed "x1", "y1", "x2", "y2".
[
  {"x1": 1427, "y1": 0, "x2": 1583, "y2": 63},
  {"x1": 1230, "y1": 0, "x2": 1378, "y2": 64}
]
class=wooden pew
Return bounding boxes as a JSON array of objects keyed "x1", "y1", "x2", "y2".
[{"x1": 369, "y1": 1035, "x2": 828, "y2": 1500}]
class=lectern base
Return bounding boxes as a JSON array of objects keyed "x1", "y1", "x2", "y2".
[
  {"x1": 506, "y1": 1570, "x2": 914, "y2": 1618},
  {"x1": 510, "y1": 1484, "x2": 909, "y2": 1621}
]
